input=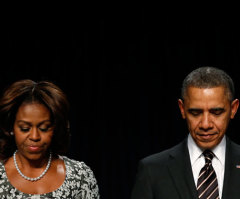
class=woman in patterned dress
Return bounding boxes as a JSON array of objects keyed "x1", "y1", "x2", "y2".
[{"x1": 0, "y1": 80, "x2": 100, "y2": 198}]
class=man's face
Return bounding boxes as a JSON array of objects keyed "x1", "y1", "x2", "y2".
[{"x1": 178, "y1": 86, "x2": 239, "y2": 150}]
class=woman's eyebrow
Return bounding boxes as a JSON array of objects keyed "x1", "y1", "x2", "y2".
[
  {"x1": 16, "y1": 120, "x2": 52, "y2": 125},
  {"x1": 16, "y1": 120, "x2": 31, "y2": 125}
]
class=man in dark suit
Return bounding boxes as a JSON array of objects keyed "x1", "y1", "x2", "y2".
[{"x1": 131, "y1": 67, "x2": 240, "y2": 199}]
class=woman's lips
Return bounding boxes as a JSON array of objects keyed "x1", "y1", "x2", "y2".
[{"x1": 27, "y1": 145, "x2": 42, "y2": 152}]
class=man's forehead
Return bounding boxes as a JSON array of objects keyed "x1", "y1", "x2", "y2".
[
  {"x1": 187, "y1": 107, "x2": 225, "y2": 110},
  {"x1": 182, "y1": 87, "x2": 231, "y2": 107},
  {"x1": 184, "y1": 86, "x2": 229, "y2": 99}
]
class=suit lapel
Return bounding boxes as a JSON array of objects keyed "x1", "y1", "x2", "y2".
[
  {"x1": 167, "y1": 139, "x2": 198, "y2": 199},
  {"x1": 222, "y1": 137, "x2": 240, "y2": 199}
]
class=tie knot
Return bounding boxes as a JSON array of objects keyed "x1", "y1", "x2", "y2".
[{"x1": 203, "y1": 150, "x2": 214, "y2": 163}]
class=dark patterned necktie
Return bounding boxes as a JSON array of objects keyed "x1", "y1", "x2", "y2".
[{"x1": 197, "y1": 150, "x2": 219, "y2": 199}]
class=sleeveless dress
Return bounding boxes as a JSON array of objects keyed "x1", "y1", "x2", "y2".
[{"x1": 0, "y1": 156, "x2": 100, "y2": 198}]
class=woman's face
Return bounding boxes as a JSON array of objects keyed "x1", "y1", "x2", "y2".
[{"x1": 13, "y1": 102, "x2": 54, "y2": 161}]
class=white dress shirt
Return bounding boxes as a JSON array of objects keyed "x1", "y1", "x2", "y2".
[{"x1": 187, "y1": 134, "x2": 226, "y2": 199}]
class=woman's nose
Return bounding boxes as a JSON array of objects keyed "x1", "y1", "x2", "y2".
[{"x1": 29, "y1": 128, "x2": 41, "y2": 141}]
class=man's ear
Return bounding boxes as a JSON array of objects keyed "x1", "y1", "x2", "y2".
[
  {"x1": 230, "y1": 99, "x2": 239, "y2": 119},
  {"x1": 178, "y1": 99, "x2": 186, "y2": 119}
]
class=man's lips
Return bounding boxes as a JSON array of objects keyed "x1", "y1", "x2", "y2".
[{"x1": 196, "y1": 133, "x2": 218, "y2": 141}]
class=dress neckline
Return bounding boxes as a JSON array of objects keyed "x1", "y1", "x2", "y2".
[{"x1": 1, "y1": 155, "x2": 68, "y2": 197}]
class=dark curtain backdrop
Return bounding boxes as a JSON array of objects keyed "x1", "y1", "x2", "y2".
[{"x1": 2, "y1": 6, "x2": 240, "y2": 199}]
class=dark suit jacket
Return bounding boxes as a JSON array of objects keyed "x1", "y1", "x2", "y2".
[{"x1": 131, "y1": 137, "x2": 240, "y2": 199}]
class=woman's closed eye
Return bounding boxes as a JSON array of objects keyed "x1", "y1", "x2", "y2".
[
  {"x1": 20, "y1": 127, "x2": 30, "y2": 132},
  {"x1": 38, "y1": 124, "x2": 53, "y2": 132},
  {"x1": 39, "y1": 127, "x2": 50, "y2": 132}
]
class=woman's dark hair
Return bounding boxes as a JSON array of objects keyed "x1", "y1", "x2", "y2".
[{"x1": 0, "y1": 79, "x2": 70, "y2": 159}]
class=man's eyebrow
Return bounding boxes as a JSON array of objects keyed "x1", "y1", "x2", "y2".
[
  {"x1": 187, "y1": 108, "x2": 225, "y2": 114},
  {"x1": 210, "y1": 107, "x2": 225, "y2": 110},
  {"x1": 187, "y1": 108, "x2": 202, "y2": 111},
  {"x1": 209, "y1": 107, "x2": 225, "y2": 111}
]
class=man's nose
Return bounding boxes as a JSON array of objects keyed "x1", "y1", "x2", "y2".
[{"x1": 199, "y1": 113, "x2": 213, "y2": 130}]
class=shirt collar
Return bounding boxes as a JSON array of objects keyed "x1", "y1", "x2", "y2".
[{"x1": 187, "y1": 134, "x2": 226, "y2": 166}]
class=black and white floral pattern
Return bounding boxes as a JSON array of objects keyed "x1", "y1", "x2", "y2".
[{"x1": 0, "y1": 156, "x2": 100, "y2": 198}]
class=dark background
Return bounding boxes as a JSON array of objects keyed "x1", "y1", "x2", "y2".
[{"x1": 2, "y1": 7, "x2": 240, "y2": 199}]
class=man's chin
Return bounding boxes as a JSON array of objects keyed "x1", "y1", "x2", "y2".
[{"x1": 196, "y1": 139, "x2": 220, "y2": 150}]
